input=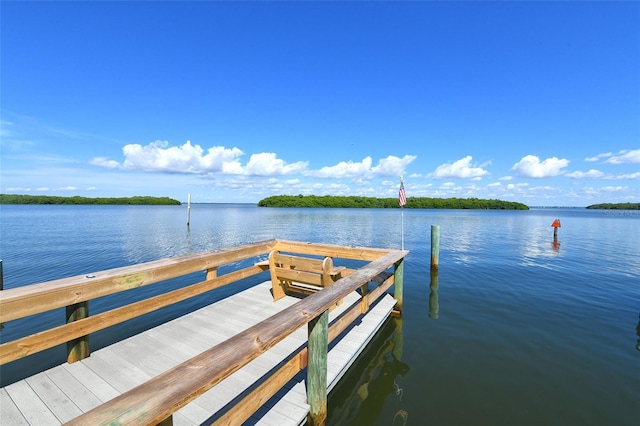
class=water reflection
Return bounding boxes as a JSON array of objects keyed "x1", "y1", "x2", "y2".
[
  {"x1": 429, "y1": 272, "x2": 439, "y2": 319},
  {"x1": 636, "y1": 313, "x2": 640, "y2": 352},
  {"x1": 328, "y1": 318, "x2": 410, "y2": 425}
]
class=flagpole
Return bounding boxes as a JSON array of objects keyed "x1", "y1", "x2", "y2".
[
  {"x1": 399, "y1": 176, "x2": 406, "y2": 250},
  {"x1": 401, "y1": 205, "x2": 404, "y2": 251}
]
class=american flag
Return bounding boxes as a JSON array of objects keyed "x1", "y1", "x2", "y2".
[{"x1": 398, "y1": 179, "x2": 406, "y2": 207}]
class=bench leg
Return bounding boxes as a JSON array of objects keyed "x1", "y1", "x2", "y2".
[
  {"x1": 157, "y1": 415, "x2": 173, "y2": 426},
  {"x1": 272, "y1": 280, "x2": 286, "y2": 301}
]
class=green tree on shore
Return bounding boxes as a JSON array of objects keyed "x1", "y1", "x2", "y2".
[
  {"x1": 586, "y1": 202, "x2": 639, "y2": 210},
  {"x1": 258, "y1": 195, "x2": 529, "y2": 210},
  {"x1": 0, "y1": 194, "x2": 182, "y2": 205}
]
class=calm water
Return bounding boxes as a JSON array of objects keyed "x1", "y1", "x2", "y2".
[{"x1": 1, "y1": 204, "x2": 638, "y2": 425}]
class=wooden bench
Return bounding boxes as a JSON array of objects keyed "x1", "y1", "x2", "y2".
[{"x1": 266, "y1": 250, "x2": 346, "y2": 301}]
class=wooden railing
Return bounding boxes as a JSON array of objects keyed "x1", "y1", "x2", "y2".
[{"x1": 0, "y1": 239, "x2": 407, "y2": 425}]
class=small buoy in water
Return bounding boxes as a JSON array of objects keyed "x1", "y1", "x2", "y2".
[{"x1": 551, "y1": 219, "x2": 561, "y2": 241}]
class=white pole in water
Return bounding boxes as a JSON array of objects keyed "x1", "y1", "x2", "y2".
[
  {"x1": 399, "y1": 176, "x2": 406, "y2": 250},
  {"x1": 401, "y1": 207, "x2": 404, "y2": 251},
  {"x1": 187, "y1": 193, "x2": 191, "y2": 226}
]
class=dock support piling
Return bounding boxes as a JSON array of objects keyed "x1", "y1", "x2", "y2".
[
  {"x1": 0, "y1": 259, "x2": 3, "y2": 330},
  {"x1": 66, "y1": 302, "x2": 90, "y2": 363},
  {"x1": 429, "y1": 271, "x2": 439, "y2": 319},
  {"x1": 307, "y1": 309, "x2": 329, "y2": 426},
  {"x1": 431, "y1": 225, "x2": 440, "y2": 272},
  {"x1": 393, "y1": 259, "x2": 404, "y2": 314}
]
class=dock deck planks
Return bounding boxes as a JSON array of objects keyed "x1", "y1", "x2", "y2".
[{"x1": 1, "y1": 281, "x2": 396, "y2": 425}]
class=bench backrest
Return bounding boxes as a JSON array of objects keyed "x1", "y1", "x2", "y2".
[{"x1": 268, "y1": 250, "x2": 337, "y2": 289}]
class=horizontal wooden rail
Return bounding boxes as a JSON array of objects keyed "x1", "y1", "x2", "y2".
[
  {"x1": 0, "y1": 264, "x2": 264, "y2": 365},
  {"x1": 66, "y1": 249, "x2": 406, "y2": 425},
  {"x1": 274, "y1": 240, "x2": 394, "y2": 262},
  {"x1": 0, "y1": 240, "x2": 277, "y2": 324}
]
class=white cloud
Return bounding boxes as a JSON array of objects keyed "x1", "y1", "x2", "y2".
[
  {"x1": 59, "y1": 186, "x2": 77, "y2": 191},
  {"x1": 510, "y1": 155, "x2": 569, "y2": 178},
  {"x1": 613, "y1": 172, "x2": 640, "y2": 179},
  {"x1": 243, "y1": 152, "x2": 308, "y2": 176},
  {"x1": 601, "y1": 185, "x2": 626, "y2": 192},
  {"x1": 309, "y1": 156, "x2": 373, "y2": 178},
  {"x1": 487, "y1": 182, "x2": 501, "y2": 187},
  {"x1": 585, "y1": 149, "x2": 640, "y2": 164},
  {"x1": 529, "y1": 185, "x2": 556, "y2": 191},
  {"x1": 90, "y1": 140, "x2": 415, "y2": 180},
  {"x1": 0, "y1": 119, "x2": 14, "y2": 138},
  {"x1": 585, "y1": 152, "x2": 612, "y2": 162},
  {"x1": 307, "y1": 155, "x2": 415, "y2": 179},
  {"x1": 90, "y1": 140, "x2": 309, "y2": 176},
  {"x1": 120, "y1": 140, "x2": 244, "y2": 173},
  {"x1": 506, "y1": 183, "x2": 529, "y2": 190},
  {"x1": 566, "y1": 169, "x2": 605, "y2": 179},
  {"x1": 605, "y1": 149, "x2": 640, "y2": 164},
  {"x1": 89, "y1": 157, "x2": 120, "y2": 168},
  {"x1": 371, "y1": 155, "x2": 417, "y2": 176},
  {"x1": 431, "y1": 156, "x2": 489, "y2": 179}
]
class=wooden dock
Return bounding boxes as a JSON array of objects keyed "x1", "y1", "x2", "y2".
[{"x1": 0, "y1": 240, "x2": 408, "y2": 425}]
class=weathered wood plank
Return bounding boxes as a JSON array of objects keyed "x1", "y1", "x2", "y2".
[
  {"x1": 0, "y1": 239, "x2": 277, "y2": 323},
  {"x1": 2, "y1": 240, "x2": 407, "y2": 426},
  {"x1": 254, "y1": 294, "x2": 396, "y2": 425},
  {"x1": 0, "y1": 388, "x2": 30, "y2": 425},
  {"x1": 3, "y1": 379, "x2": 62, "y2": 425},
  {"x1": 0, "y1": 264, "x2": 265, "y2": 365},
  {"x1": 274, "y1": 240, "x2": 397, "y2": 262},
  {"x1": 61, "y1": 361, "x2": 120, "y2": 402},
  {"x1": 44, "y1": 366, "x2": 103, "y2": 412},
  {"x1": 25, "y1": 372, "x2": 83, "y2": 423},
  {"x1": 64, "y1": 250, "x2": 405, "y2": 425}
]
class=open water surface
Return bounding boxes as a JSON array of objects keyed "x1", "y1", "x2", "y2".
[{"x1": 0, "y1": 204, "x2": 638, "y2": 425}]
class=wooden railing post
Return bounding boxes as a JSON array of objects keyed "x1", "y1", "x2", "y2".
[
  {"x1": 0, "y1": 259, "x2": 3, "y2": 330},
  {"x1": 307, "y1": 309, "x2": 328, "y2": 426},
  {"x1": 206, "y1": 266, "x2": 217, "y2": 280},
  {"x1": 394, "y1": 259, "x2": 404, "y2": 314},
  {"x1": 66, "y1": 302, "x2": 90, "y2": 363}
]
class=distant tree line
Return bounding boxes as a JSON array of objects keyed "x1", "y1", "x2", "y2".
[
  {"x1": 0, "y1": 194, "x2": 182, "y2": 205},
  {"x1": 586, "y1": 202, "x2": 640, "y2": 210},
  {"x1": 258, "y1": 195, "x2": 529, "y2": 210}
]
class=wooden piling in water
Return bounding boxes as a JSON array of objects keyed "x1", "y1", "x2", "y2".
[
  {"x1": 429, "y1": 271, "x2": 439, "y2": 319},
  {"x1": 394, "y1": 258, "x2": 404, "y2": 314},
  {"x1": 0, "y1": 259, "x2": 3, "y2": 330},
  {"x1": 307, "y1": 309, "x2": 329, "y2": 426},
  {"x1": 431, "y1": 225, "x2": 440, "y2": 272}
]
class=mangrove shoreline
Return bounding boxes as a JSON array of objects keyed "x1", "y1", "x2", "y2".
[
  {"x1": 0, "y1": 194, "x2": 182, "y2": 205},
  {"x1": 258, "y1": 195, "x2": 530, "y2": 210}
]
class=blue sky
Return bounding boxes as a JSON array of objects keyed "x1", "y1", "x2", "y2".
[{"x1": 1, "y1": 1, "x2": 638, "y2": 206}]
